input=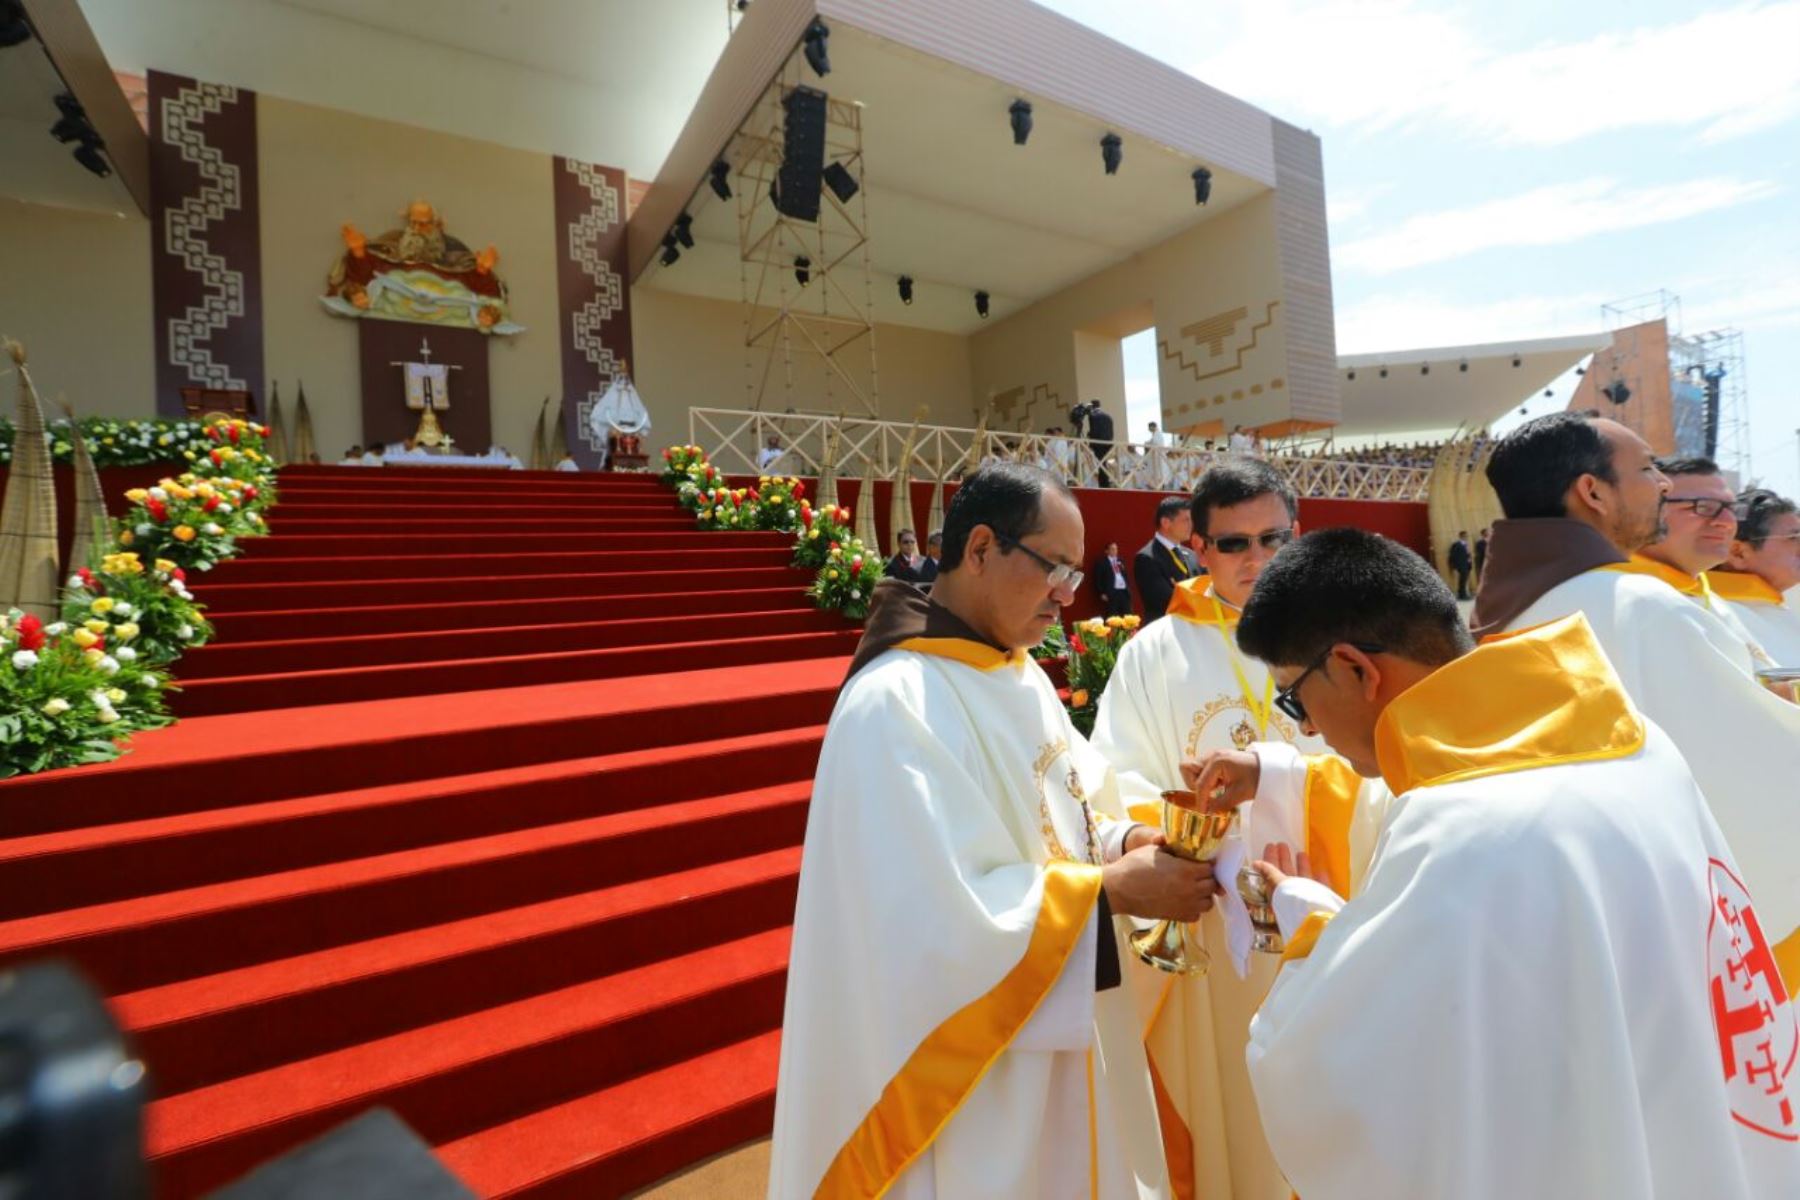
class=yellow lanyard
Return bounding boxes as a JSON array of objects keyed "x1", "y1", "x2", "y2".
[
  {"x1": 1210, "y1": 588, "x2": 1274, "y2": 737},
  {"x1": 1166, "y1": 544, "x2": 1190, "y2": 577}
]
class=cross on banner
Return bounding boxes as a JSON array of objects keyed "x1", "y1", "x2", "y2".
[{"x1": 391, "y1": 337, "x2": 462, "y2": 412}]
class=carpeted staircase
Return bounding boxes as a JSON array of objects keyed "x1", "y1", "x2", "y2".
[{"x1": 0, "y1": 465, "x2": 862, "y2": 1197}]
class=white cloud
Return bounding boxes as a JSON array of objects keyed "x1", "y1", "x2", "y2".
[
  {"x1": 1185, "y1": 0, "x2": 1800, "y2": 146},
  {"x1": 1335, "y1": 176, "x2": 1780, "y2": 273}
]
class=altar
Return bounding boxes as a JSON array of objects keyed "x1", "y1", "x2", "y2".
[{"x1": 377, "y1": 447, "x2": 524, "y2": 470}]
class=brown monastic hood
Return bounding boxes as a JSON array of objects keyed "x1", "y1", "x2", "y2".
[
  {"x1": 1469, "y1": 518, "x2": 1627, "y2": 639},
  {"x1": 842, "y1": 577, "x2": 1010, "y2": 686}
]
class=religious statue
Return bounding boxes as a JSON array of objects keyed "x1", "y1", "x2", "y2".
[
  {"x1": 585, "y1": 360, "x2": 651, "y2": 469},
  {"x1": 322, "y1": 199, "x2": 523, "y2": 335}
]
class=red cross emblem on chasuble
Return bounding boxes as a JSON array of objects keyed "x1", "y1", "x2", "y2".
[{"x1": 1707, "y1": 859, "x2": 1799, "y2": 1140}]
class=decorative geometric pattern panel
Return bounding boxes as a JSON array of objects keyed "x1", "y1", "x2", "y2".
[
  {"x1": 552, "y1": 157, "x2": 633, "y2": 468},
  {"x1": 148, "y1": 71, "x2": 264, "y2": 417}
]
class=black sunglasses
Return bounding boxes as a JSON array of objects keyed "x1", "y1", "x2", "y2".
[
  {"x1": 1275, "y1": 642, "x2": 1386, "y2": 723},
  {"x1": 1205, "y1": 528, "x2": 1295, "y2": 555}
]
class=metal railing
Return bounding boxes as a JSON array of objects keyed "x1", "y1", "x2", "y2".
[{"x1": 688, "y1": 408, "x2": 1433, "y2": 502}]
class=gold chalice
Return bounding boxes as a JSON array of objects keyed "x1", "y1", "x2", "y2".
[
  {"x1": 1237, "y1": 864, "x2": 1285, "y2": 955},
  {"x1": 1130, "y1": 790, "x2": 1238, "y2": 976}
]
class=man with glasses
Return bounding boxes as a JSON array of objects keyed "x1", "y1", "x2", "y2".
[
  {"x1": 1471, "y1": 412, "x2": 1800, "y2": 985},
  {"x1": 771, "y1": 463, "x2": 1215, "y2": 1199},
  {"x1": 1190, "y1": 528, "x2": 1799, "y2": 1199},
  {"x1": 1091, "y1": 459, "x2": 1331, "y2": 1200},
  {"x1": 1711, "y1": 488, "x2": 1800, "y2": 670},
  {"x1": 1133, "y1": 496, "x2": 1201, "y2": 623}
]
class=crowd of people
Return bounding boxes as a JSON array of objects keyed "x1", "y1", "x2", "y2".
[{"x1": 769, "y1": 409, "x2": 1800, "y2": 1199}]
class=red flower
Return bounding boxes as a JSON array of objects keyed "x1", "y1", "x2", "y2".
[
  {"x1": 207, "y1": 426, "x2": 222, "y2": 442},
  {"x1": 1070, "y1": 635, "x2": 1087, "y2": 655},
  {"x1": 829, "y1": 541, "x2": 840, "y2": 552},
  {"x1": 76, "y1": 567, "x2": 96, "y2": 589},
  {"x1": 800, "y1": 508, "x2": 813, "y2": 528},
  {"x1": 209, "y1": 449, "x2": 224, "y2": 468},
  {"x1": 145, "y1": 498, "x2": 169, "y2": 523},
  {"x1": 171, "y1": 567, "x2": 187, "y2": 582},
  {"x1": 16, "y1": 614, "x2": 44, "y2": 652},
  {"x1": 243, "y1": 485, "x2": 258, "y2": 500},
  {"x1": 202, "y1": 495, "x2": 221, "y2": 513},
  {"x1": 793, "y1": 481, "x2": 806, "y2": 499},
  {"x1": 662, "y1": 448, "x2": 672, "y2": 460},
  {"x1": 227, "y1": 424, "x2": 241, "y2": 444}
]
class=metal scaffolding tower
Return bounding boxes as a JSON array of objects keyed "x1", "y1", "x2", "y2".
[{"x1": 1600, "y1": 289, "x2": 1750, "y2": 482}]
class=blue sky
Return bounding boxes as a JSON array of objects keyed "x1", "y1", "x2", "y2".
[{"x1": 1042, "y1": 0, "x2": 1800, "y2": 495}]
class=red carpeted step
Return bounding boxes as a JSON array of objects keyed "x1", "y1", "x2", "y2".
[
  {"x1": 0, "y1": 726, "x2": 824, "y2": 918},
  {"x1": 176, "y1": 608, "x2": 845, "y2": 678},
  {"x1": 145, "y1": 928, "x2": 791, "y2": 1198},
  {"x1": 194, "y1": 567, "x2": 805, "y2": 612},
  {"x1": 0, "y1": 659, "x2": 847, "y2": 836},
  {"x1": 238, "y1": 530, "x2": 793, "y2": 558},
  {"x1": 117, "y1": 849, "x2": 800, "y2": 1096},
  {"x1": 270, "y1": 482, "x2": 674, "y2": 502},
  {"x1": 438, "y1": 1030, "x2": 781, "y2": 1200},
  {"x1": 269, "y1": 516, "x2": 698, "y2": 535},
  {"x1": 170, "y1": 628, "x2": 863, "y2": 715},
  {"x1": 208, "y1": 586, "x2": 810, "y2": 642},
  {"x1": 270, "y1": 497, "x2": 686, "y2": 516},
  {"x1": 281, "y1": 467, "x2": 667, "y2": 485},
  {"x1": 202, "y1": 545, "x2": 793, "y2": 583},
  {"x1": 0, "y1": 783, "x2": 809, "y2": 995}
]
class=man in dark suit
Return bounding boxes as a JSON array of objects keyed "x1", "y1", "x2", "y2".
[
  {"x1": 1447, "y1": 529, "x2": 1473, "y2": 599},
  {"x1": 1084, "y1": 400, "x2": 1116, "y2": 487},
  {"x1": 1134, "y1": 495, "x2": 1199, "y2": 621},
  {"x1": 1473, "y1": 526, "x2": 1489, "y2": 587},
  {"x1": 885, "y1": 528, "x2": 937, "y2": 587},
  {"x1": 1092, "y1": 540, "x2": 1133, "y2": 616}
]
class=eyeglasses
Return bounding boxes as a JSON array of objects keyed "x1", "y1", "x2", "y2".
[
  {"x1": 1664, "y1": 497, "x2": 1737, "y2": 522},
  {"x1": 1274, "y1": 642, "x2": 1386, "y2": 724},
  {"x1": 993, "y1": 531, "x2": 1084, "y2": 593},
  {"x1": 1205, "y1": 528, "x2": 1295, "y2": 555}
]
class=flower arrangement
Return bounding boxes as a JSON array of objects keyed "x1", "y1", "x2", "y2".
[
  {"x1": 753, "y1": 475, "x2": 806, "y2": 532},
  {"x1": 807, "y1": 536, "x2": 884, "y2": 620},
  {"x1": 674, "y1": 459, "x2": 722, "y2": 511},
  {"x1": 660, "y1": 443, "x2": 709, "y2": 487},
  {"x1": 113, "y1": 420, "x2": 277, "y2": 571},
  {"x1": 1032, "y1": 620, "x2": 1069, "y2": 663},
  {"x1": 0, "y1": 608, "x2": 174, "y2": 778},
  {"x1": 64, "y1": 553, "x2": 212, "y2": 667},
  {"x1": 792, "y1": 502, "x2": 852, "y2": 570},
  {"x1": 0, "y1": 416, "x2": 215, "y2": 469},
  {"x1": 1063, "y1": 614, "x2": 1141, "y2": 735},
  {"x1": 695, "y1": 485, "x2": 762, "y2": 531}
]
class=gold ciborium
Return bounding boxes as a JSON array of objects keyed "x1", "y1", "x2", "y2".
[
  {"x1": 1130, "y1": 790, "x2": 1238, "y2": 976},
  {"x1": 1237, "y1": 864, "x2": 1285, "y2": 955}
]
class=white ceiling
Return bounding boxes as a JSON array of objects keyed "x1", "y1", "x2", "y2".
[
  {"x1": 1332, "y1": 333, "x2": 1611, "y2": 441},
  {"x1": 638, "y1": 23, "x2": 1265, "y2": 335},
  {"x1": 0, "y1": 35, "x2": 137, "y2": 215}
]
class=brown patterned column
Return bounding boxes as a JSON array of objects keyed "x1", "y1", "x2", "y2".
[
  {"x1": 148, "y1": 70, "x2": 264, "y2": 417},
  {"x1": 552, "y1": 157, "x2": 634, "y2": 469}
]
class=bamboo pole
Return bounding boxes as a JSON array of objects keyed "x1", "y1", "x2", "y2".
[
  {"x1": 548, "y1": 396, "x2": 569, "y2": 464},
  {"x1": 292, "y1": 381, "x2": 317, "y2": 463},
  {"x1": 0, "y1": 341, "x2": 61, "y2": 619},
  {"x1": 264, "y1": 380, "x2": 290, "y2": 465},
  {"x1": 854, "y1": 452, "x2": 879, "y2": 550},
  {"x1": 816, "y1": 416, "x2": 843, "y2": 509},
  {"x1": 529, "y1": 399, "x2": 551, "y2": 471},
  {"x1": 58, "y1": 398, "x2": 109, "y2": 574},
  {"x1": 888, "y1": 408, "x2": 925, "y2": 556}
]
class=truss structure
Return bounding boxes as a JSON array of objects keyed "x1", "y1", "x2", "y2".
[
  {"x1": 726, "y1": 60, "x2": 881, "y2": 415},
  {"x1": 1602, "y1": 289, "x2": 1751, "y2": 481}
]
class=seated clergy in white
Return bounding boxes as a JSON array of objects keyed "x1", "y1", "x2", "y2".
[
  {"x1": 1091, "y1": 458, "x2": 1329, "y2": 1200},
  {"x1": 768, "y1": 463, "x2": 1217, "y2": 1199},
  {"x1": 1711, "y1": 488, "x2": 1800, "y2": 668},
  {"x1": 1473, "y1": 412, "x2": 1800, "y2": 984},
  {"x1": 1209, "y1": 528, "x2": 1800, "y2": 1199}
]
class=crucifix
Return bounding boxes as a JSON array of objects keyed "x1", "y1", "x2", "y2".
[{"x1": 390, "y1": 336, "x2": 462, "y2": 449}]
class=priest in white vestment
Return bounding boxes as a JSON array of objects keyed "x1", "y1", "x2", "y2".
[
  {"x1": 1092, "y1": 459, "x2": 1341, "y2": 1200},
  {"x1": 769, "y1": 463, "x2": 1221, "y2": 1200},
  {"x1": 1218, "y1": 528, "x2": 1800, "y2": 1198},
  {"x1": 1712, "y1": 487, "x2": 1800, "y2": 669},
  {"x1": 1473, "y1": 413, "x2": 1800, "y2": 984}
]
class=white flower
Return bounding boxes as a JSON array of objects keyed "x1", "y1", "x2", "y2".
[
  {"x1": 96, "y1": 709, "x2": 120, "y2": 725},
  {"x1": 176, "y1": 623, "x2": 194, "y2": 639},
  {"x1": 112, "y1": 601, "x2": 134, "y2": 617},
  {"x1": 89, "y1": 689, "x2": 110, "y2": 706},
  {"x1": 850, "y1": 589, "x2": 862, "y2": 600},
  {"x1": 42, "y1": 697, "x2": 70, "y2": 716},
  {"x1": 68, "y1": 574, "x2": 84, "y2": 588},
  {"x1": 116, "y1": 647, "x2": 137, "y2": 662},
  {"x1": 97, "y1": 655, "x2": 120, "y2": 675},
  {"x1": 202, "y1": 522, "x2": 223, "y2": 536},
  {"x1": 136, "y1": 523, "x2": 153, "y2": 536},
  {"x1": 139, "y1": 674, "x2": 160, "y2": 689},
  {"x1": 149, "y1": 487, "x2": 167, "y2": 501},
  {"x1": 216, "y1": 502, "x2": 233, "y2": 514},
  {"x1": 11, "y1": 649, "x2": 38, "y2": 669},
  {"x1": 44, "y1": 622, "x2": 66, "y2": 636}
]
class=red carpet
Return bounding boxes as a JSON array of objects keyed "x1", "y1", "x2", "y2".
[{"x1": 0, "y1": 466, "x2": 848, "y2": 1197}]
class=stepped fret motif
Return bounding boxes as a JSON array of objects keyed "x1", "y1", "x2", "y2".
[{"x1": 160, "y1": 81, "x2": 247, "y2": 391}]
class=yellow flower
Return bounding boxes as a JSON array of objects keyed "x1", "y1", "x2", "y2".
[
  {"x1": 83, "y1": 619, "x2": 109, "y2": 635},
  {"x1": 118, "y1": 531, "x2": 135, "y2": 546},
  {"x1": 106, "y1": 688, "x2": 127, "y2": 703},
  {"x1": 827, "y1": 569, "x2": 840, "y2": 580},
  {"x1": 113, "y1": 622, "x2": 140, "y2": 643},
  {"x1": 83, "y1": 647, "x2": 105, "y2": 666},
  {"x1": 125, "y1": 488, "x2": 149, "y2": 503},
  {"x1": 1123, "y1": 615, "x2": 1141, "y2": 629},
  {"x1": 154, "y1": 558, "x2": 177, "y2": 573},
  {"x1": 1105, "y1": 616, "x2": 1123, "y2": 629},
  {"x1": 173, "y1": 525, "x2": 197, "y2": 542},
  {"x1": 1071, "y1": 689, "x2": 1090, "y2": 708},
  {"x1": 194, "y1": 482, "x2": 216, "y2": 498},
  {"x1": 167, "y1": 485, "x2": 193, "y2": 501},
  {"x1": 1081, "y1": 618, "x2": 1106, "y2": 636},
  {"x1": 91, "y1": 597, "x2": 116, "y2": 614},
  {"x1": 72, "y1": 628, "x2": 100, "y2": 649}
]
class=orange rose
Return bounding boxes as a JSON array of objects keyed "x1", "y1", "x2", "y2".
[{"x1": 172, "y1": 525, "x2": 197, "y2": 542}]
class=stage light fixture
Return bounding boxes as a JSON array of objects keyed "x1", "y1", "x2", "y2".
[
  {"x1": 0, "y1": 0, "x2": 30, "y2": 48},
  {"x1": 1603, "y1": 381, "x2": 1631, "y2": 406},
  {"x1": 50, "y1": 93, "x2": 89, "y2": 143},
  {"x1": 822, "y1": 161, "x2": 859, "y2": 203},
  {"x1": 660, "y1": 234, "x2": 681, "y2": 267},
  {"x1": 1191, "y1": 166, "x2": 1213, "y2": 205},
  {"x1": 1009, "y1": 99, "x2": 1033, "y2": 146},
  {"x1": 1511, "y1": 356, "x2": 1521, "y2": 367},
  {"x1": 802, "y1": 19, "x2": 831, "y2": 76},
  {"x1": 1379, "y1": 366, "x2": 1388, "y2": 379},
  {"x1": 897, "y1": 275, "x2": 914, "y2": 305},
  {"x1": 1100, "y1": 133, "x2": 1122, "y2": 175},
  {"x1": 1459, "y1": 361, "x2": 1468, "y2": 372},
  {"x1": 975, "y1": 290, "x2": 991, "y2": 319},
  {"x1": 72, "y1": 137, "x2": 110, "y2": 178},
  {"x1": 1421, "y1": 363, "x2": 1430, "y2": 375},
  {"x1": 1346, "y1": 370, "x2": 1356, "y2": 381},
  {"x1": 795, "y1": 256, "x2": 811, "y2": 287},
  {"x1": 1544, "y1": 388, "x2": 1554, "y2": 397},
  {"x1": 1576, "y1": 365, "x2": 1586, "y2": 375},
  {"x1": 672, "y1": 213, "x2": 694, "y2": 249},
  {"x1": 709, "y1": 160, "x2": 732, "y2": 201}
]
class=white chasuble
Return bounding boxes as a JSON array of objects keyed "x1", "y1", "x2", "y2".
[
  {"x1": 1091, "y1": 579, "x2": 1322, "y2": 1200},
  {"x1": 1710, "y1": 570, "x2": 1800, "y2": 669},
  {"x1": 1248, "y1": 617, "x2": 1800, "y2": 1199},
  {"x1": 1613, "y1": 555, "x2": 1779, "y2": 674},
  {"x1": 768, "y1": 638, "x2": 1169, "y2": 1200},
  {"x1": 1507, "y1": 566, "x2": 1800, "y2": 984}
]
